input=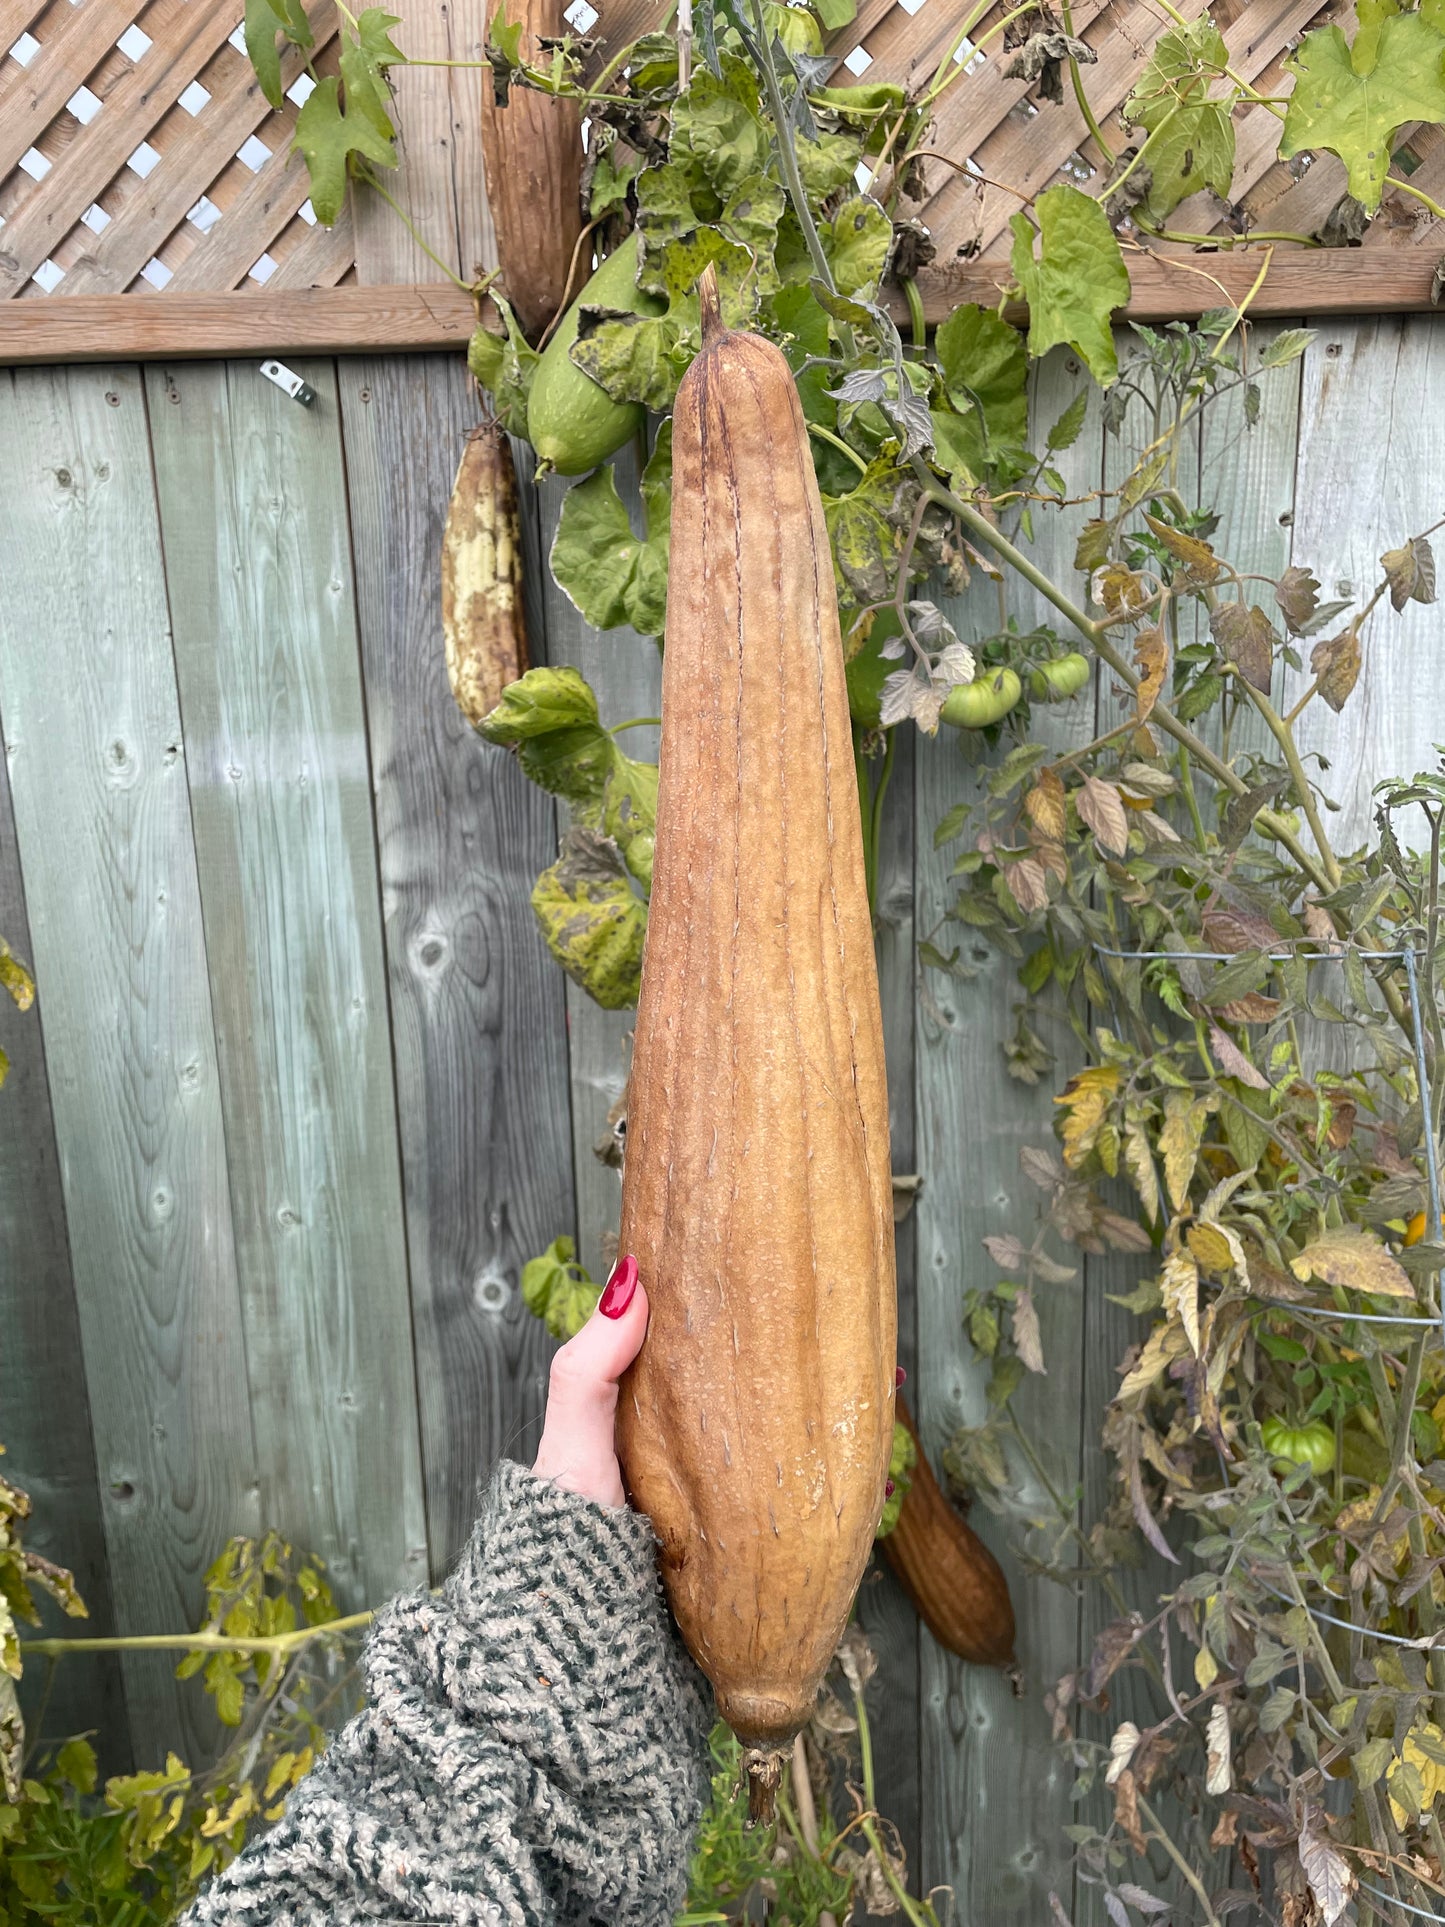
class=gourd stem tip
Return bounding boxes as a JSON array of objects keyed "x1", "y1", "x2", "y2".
[
  {"x1": 743, "y1": 1746, "x2": 784, "y2": 1827},
  {"x1": 697, "y1": 261, "x2": 724, "y2": 343}
]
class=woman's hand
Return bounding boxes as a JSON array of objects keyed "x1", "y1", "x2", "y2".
[{"x1": 530, "y1": 1255, "x2": 645, "y2": 1509}]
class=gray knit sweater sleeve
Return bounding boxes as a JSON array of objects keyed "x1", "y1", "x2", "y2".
[{"x1": 183, "y1": 1461, "x2": 713, "y2": 1926}]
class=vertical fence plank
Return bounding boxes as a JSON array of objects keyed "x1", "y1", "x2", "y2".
[
  {"x1": 0, "y1": 364, "x2": 259, "y2": 1764},
  {"x1": 337, "y1": 356, "x2": 574, "y2": 1572},
  {"x1": 1074, "y1": 324, "x2": 1304, "y2": 1922},
  {"x1": 530, "y1": 457, "x2": 661, "y2": 1285},
  {"x1": 914, "y1": 349, "x2": 1101, "y2": 1918},
  {"x1": 0, "y1": 737, "x2": 129, "y2": 1769},
  {"x1": 143, "y1": 357, "x2": 429, "y2": 1611},
  {"x1": 1290, "y1": 319, "x2": 1445, "y2": 847},
  {"x1": 857, "y1": 722, "x2": 922, "y2": 1874}
]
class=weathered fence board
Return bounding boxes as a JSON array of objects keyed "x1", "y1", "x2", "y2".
[
  {"x1": 1290, "y1": 318, "x2": 1445, "y2": 849},
  {"x1": 0, "y1": 728, "x2": 129, "y2": 1770},
  {"x1": 336, "y1": 354, "x2": 573, "y2": 1572},
  {"x1": 914, "y1": 348, "x2": 1102, "y2": 1920},
  {"x1": 0, "y1": 363, "x2": 259, "y2": 1762},
  {"x1": 143, "y1": 355, "x2": 429, "y2": 1611}
]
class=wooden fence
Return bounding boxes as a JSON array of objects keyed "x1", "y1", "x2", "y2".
[{"x1": 2, "y1": 308, "x2": 1443, "y2": 1918}]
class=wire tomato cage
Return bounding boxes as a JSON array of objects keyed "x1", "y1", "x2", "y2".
[{"x1": 1094, "y1": 940, "x2": 1445, "y2": 1924}]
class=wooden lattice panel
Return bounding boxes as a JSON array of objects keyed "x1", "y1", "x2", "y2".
[
  {"x1": 810, "y1": 0, "x2": 1445, "y2": 281},
  {"x1": 0, "y1": 0, "x2": 1440, "y2": 361},
  {"x1": 0, "y1": 0, "x2": 356, "y2": 303}
]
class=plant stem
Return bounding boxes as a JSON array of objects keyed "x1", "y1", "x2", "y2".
[
  {"x1": 1061, "y1": 0, "x2": 1112, "y2": 159},
  {"x1": 610, "y1": 715, "x2": 663, "y2": 732},
  {"x1": 789, "y1": 1734, "x2": 839, "y2": 1927},
  {"x1": 21, "y1": 1612, "x2": 374, "y2": 1659},
  {"x1": 1388, "y1": 174, "x2": 1445, "y2": 223},
  {"x1": 808, "y1": 421, "x2": 869, "y2": 474},
  {"x1": 913, "y1": 463, "x2": 1341, "y2": 897},
  {"x1": 368, "y1": 178, "x2": 474, "y2": 291},
  {"x1": 1236, "y1": 681, "x2": 1342, "y2": 890},
  {"x1": 902, "y1": 276, "x2": 926, "y2": 349},
  {"x1": 1137, "y1": 1793, "x2": 1224, "y2": 1927}
]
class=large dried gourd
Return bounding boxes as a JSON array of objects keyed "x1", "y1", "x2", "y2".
[
  {"x1": 442, "y1": 421, "x2": 528, "y2": 729},
  {"x1": 881, "y1": 1394, "x2": 1016, "y2": 1669},
  {"x1": 480, "y1": 0, "x2": 584, "y2": 343},
  {"x1": 617, "y1": 269, "x2": 896, "y2": 1819}
]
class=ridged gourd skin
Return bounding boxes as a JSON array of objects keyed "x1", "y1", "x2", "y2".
[
  {"x1": 617, "y1": 278, "x2": 897, "y2": 1807},
  {"x1": 442, "y1": 421, "x2": 529, "y2": 730},
  {"x1": 480, "y1": 0, "x2": 584, "y2": 344},
  {"x1": 880, "y1": 1394, "x2": 1016, "y2": 1669}
]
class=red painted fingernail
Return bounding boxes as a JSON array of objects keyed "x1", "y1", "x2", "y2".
[
  {"x1": 598, "y1": 1253, "x2": 638, "y2": 1319},
  {"x1": 895, "y1": 1366, "x2": 907, "y2": 1388},
  {"x1": 885, "y1": 1480, "x2": 896, "y2": 1498}
]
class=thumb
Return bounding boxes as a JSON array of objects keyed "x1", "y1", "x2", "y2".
[{"x1": 531, "y1": 1257, "x2": 648, "y2": 1509}]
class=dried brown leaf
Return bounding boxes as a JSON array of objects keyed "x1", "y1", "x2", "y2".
[
  {"x1": 1209, "y1": 1024, "x2": 1270, "y2": 1090},
  {"x1": 1381, "y1": 534, "x2": 1436, "y2": 611},
  {"x1": 1007, "y1": 857, "x2": 1050, "y2": 914},
  {"x1": 1210, "y1": 602, "x2": 1278, "y2": 694},
  {"x1": 1076, "y1": 776, "x2": 1129, "y2": 857},
  {"x1": 1142, "y1": 514, "x2": 1220, "y2": 582},
  {"x1": 1133, "y1": 626, "x2": 1168, "y2": 723},
  {"x1": 1310, "y1": 629, "x2": 1361, "y2": 713},
  {"x1": 1275, "y1": 564, "x2": 1322, "y2": 635},
  {"x1": 1113, "y1": 1766, "x2": 1148, "y2": 1855}
]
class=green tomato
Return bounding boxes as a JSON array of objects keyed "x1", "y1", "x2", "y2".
[
  {"x1": 940, "y1": 667, "x2": 1022, "y2": 730},
  {"x1": 1261, "y1": 1415, "x2": 1335, "y2": 1475},
  {"x1": 1028, "y1": 653, "x2": 1091, "y2": 703}
]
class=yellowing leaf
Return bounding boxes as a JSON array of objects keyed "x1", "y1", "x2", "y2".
[
  {"x1": 1187, "y1": 1221, "x2": 1241, "y2": 1277},
  {"x1": 1161, "y1": 1246, "x2": 1200, "y2": 1353},
  {"x1": 1290, "y1": 1228, "x2": 1414, "y2": 1299},
  {"x1": 1381, "y1": 533, "x2": 1437, "y2": 609},
  {"x1": 1024, "y1": 767, "x2": 1069, "y2": 842},
  {"x1": 1160, "y1": 1090, "x2": 1208, "y2": 1209},
  {"x1": 1281, "y1": 11, "x2": 1445, "y2": 213},
  {"x1": 1118, "y1": 1317, "x2": 1191, "y2": 1402},
  {"x1": 1194, "y1": 1643, "x2": 1219, "y2": 1691},
  {"x1": 1054, "y1": 1064, "x2": 1121, "y2": 1168},
  {"x1": 1125, "y1": 1115, "x2": 1162, "y2": 1225}
]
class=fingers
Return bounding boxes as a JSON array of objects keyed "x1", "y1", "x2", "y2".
[{"x1": 530, "y1": 1261, "x2": 648, "y2": 1509}]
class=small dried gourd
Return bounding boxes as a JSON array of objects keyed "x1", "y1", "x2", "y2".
[
  {"x1": 617, "y1": 268, "x2": 897, "y2": 1821},
  {"x1": 880, "y1": 1394, "x2": 1016, "y2": 1669},
  {"x1": 442, "y1": 420, "x2": 529, "y2": 730}
]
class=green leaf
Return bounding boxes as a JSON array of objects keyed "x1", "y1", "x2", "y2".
[
  {"x1": 719, "y1": 172, "x2": 787, "y2": 278},
  {"x1": 603, "y1": 756, "x2": 659, "y2": 890},
  {"x1": 521, "y1": 1235, "x2": 601, "y2": 1339},
  {"x1": 531, "y1": 828, "x2": 647, "y2": 1009},
  {"x1": 467, "y1": 298, "x2": 538, "y2": 438},
  {"x1": 55, "y1": 1738, "x2": 97, "y2": 1796},
  {"x1": 244, "y1": 0, "x2": 313, "y2": 110},
  {"x1": 589, "y1": 144, "x2": 643, "y2": 222},
  {"x1": 794, "y1": 131, "x2": 866, "y2": 202},
  {"x1": 1281, "y1": 9, "x2": 1445, "y2": 212},
  {"x1": 934, "y1": 303, "x2": 1029, "y2": 475},
  {"x1": 550, "y1": 425, "x2": 671, "y2": 638},
  {"x1": 1121, "y1": 20, "x2": 1236, "y2": 219},
  {"x1": 292, "y1": 75, "x2": 396, "y2": 224},
  {"x1": 821, "y1": 456, "x2": 906, "y2": 609},
  {"x1": 636, "y1": 161, "x2": 701, "y2": 262},
  {"x1": 1259, "y1": 326, "x2": 1317, "y2": 367},
  {"x1": 813, "y1": 0, "x2": 857, "y2": 28},
  {"x1": 479, "y1": 664, "x2": 599, "y2": 741},
  {"x1": 1009, "y1": 185, "x2": 1130, "y2": 386},
  {"x1": 575, "y1": 232, "x2": 756, "y2": 412},
  {"x1": 339, "y1": 10, "x2": 405, "y2": 141},
  {"x1": 875, "y1": 1420, "x2": 917, "y2": 1538},
  {"x1": 826, "y1": 195, "x2": 893, "y2": 296},
  {"x1": 1047, "y1": 388, "x2": 1089, "y2": 451},
  {"x1": 671, "y1": 65, "x2": 769, "y2": 199}
]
